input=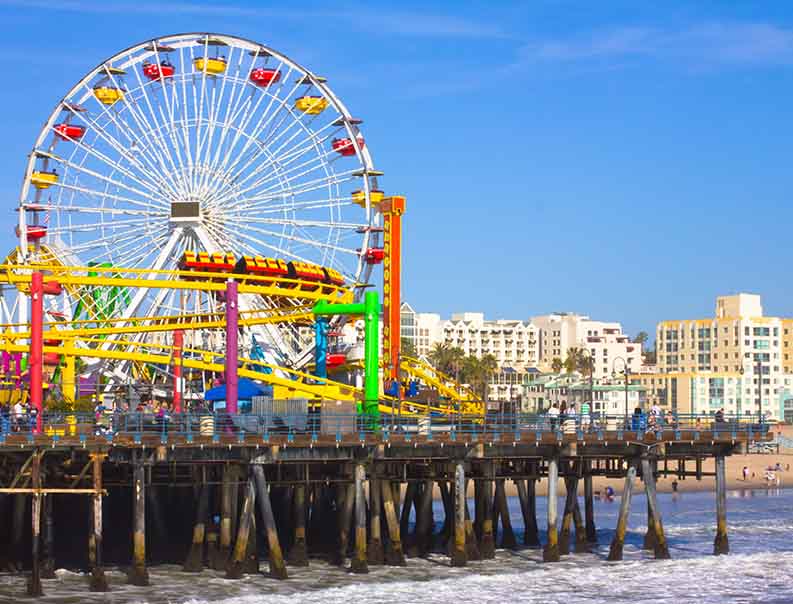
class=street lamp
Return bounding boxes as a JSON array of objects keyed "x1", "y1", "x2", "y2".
[
  {"x1": 612, "y1": 356, "x2": 629, "y2": 427},
  {"x1": 581, "y1": 349, "x2": 594, "y2": 413}
]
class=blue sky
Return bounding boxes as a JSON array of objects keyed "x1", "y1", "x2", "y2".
[{"x1": 2, "y1": 1, "x2": 793, "y2": 340}]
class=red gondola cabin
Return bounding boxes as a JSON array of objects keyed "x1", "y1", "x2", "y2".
[
  {"x1": 142, "y1": 61, "x2": 175, "y2": 81},
  {"x1": 53, "y1": 123, "x2": 86, "y2": 141},
  {"x1": 250, "y1": 68, "x2": 281, "y2": 86}
]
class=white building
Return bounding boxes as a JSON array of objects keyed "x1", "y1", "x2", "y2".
[
  {"x1": 654, "y1": 293, "x2": 793, "y2": 421},
  {"x1": 531, "y1": 313, "x2": 642, "y2": 379}
]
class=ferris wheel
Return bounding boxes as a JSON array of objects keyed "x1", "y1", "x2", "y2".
[{"x1": 13, "y1": 32, "x2": 383, "y2": 379}]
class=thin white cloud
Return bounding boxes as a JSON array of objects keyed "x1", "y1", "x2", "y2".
[
  {"x1": 518, "y1": 22, "x2": 793, "y2": 67},
  {"x1": 0, "y1": 0, "x2": 506, "y2": 38}
]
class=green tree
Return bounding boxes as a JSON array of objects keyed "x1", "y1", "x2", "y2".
[
  {"x1": 400, "y1": 337, "x2": 417, "y2": 359},
  {"x1": 563, "y1": 347, "x2": 583, "y2": 374},
  {"x1": 633, "y1": 331, "x2": 649, "y2": 345},
  {"x1": 577, "y1": 353, "x2": 594, "y2": 376},
  {"x1": 551, "y1": 357, "x2": 563, "y2": 373},
  {"x1": 461, "y1": 354, "x2": 498, "y2": 398},
  {"x1": 428, "y1": 342, "x2": 466, "y2": 378}
]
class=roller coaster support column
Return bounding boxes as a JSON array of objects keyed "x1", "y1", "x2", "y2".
[
  {"x1": 173, "y1": 330, "x2": 184, "y2": 413},
  {"x1": 314, "y1": 317, "x2": 329, "y2": 379},
  {"x1": 225, "y1": 280, "x2": 238, "y2": 415},
  {"x1": 30, "y1": 271, "x2": 43, "y2": 432},
  {"x1": 62, "y1": 337, "x2": 76, "y2": 409},
  {"x1": 380, "y1": 196, "x2": 405, "y2": 382},
  {"x1": 313, "y1": 290, "x2": 380, "y2": 420}
]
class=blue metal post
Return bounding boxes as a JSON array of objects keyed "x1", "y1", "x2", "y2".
[{"x1": 314, "y1": 317, "x2": 329, "y2": 379}]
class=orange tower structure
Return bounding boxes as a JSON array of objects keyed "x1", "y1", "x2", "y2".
[{"x1": 380, "y1": 196, "x2": 406, "y2": 382}]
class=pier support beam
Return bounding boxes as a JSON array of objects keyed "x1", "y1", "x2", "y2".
[
  {"x1": 573, "y1": 499, "x2": 588, "y2": 553},
  {"x1": 480, "y1": 472, "x2": 495, "y2": 559},
  {"x1": 643, "y1": 499, "x2": 657, "y2": 551},
  {"x1": 451, "y1": 462, "x2": 467, "y2": 567},
  {"x1": 381, "y1": 480, "x2": 406, "y2": 565},
  {"x1": 350, "y1": 464, "x2": 369, "y2": 573},
  {"x1": 336, "y1": 483, "x2": 354, "y2": 566},
  {"x1": 89, "y1": 454, "x2": 108, "y2": 592},
  {"x1": 183, "y1": 482, "x2": 210, "y2": 572},
  {"x1": 252, "y1": 466, "x2": 287, "y2": 579},
  {"x1": 367, "y1": 477, "x2": 384, "y2": 565},
  {"x1": 559, "y1": 476, "x2": 578, "y2": 556},
  {"x1": 516, "y1": 479, "x2": 540, "y2": 548},
  {"x1": 226, "y1": 477, "x2": 255, "y2": 579},
  {"x1": 399, "y1": 481, "x2": 417, "y2": 554},
  {"x1": 215, "y1": 463, "x2": 233, "y2": 569},
  {"x1": 543, "y1": 456, "x2": 560, "y2": 562},
  {"x1": 713, "y1": 455, "x2": 729, "y2": 555},
  {"x1": 494, "y1": 479, "x2": 517, "y2": 550},
  {"x1": 128, "y1": 456, "x2": 149, "y2": 586},
  {"x1": 642, "y1": 458, "x2": 671, "y2": 559},
  {"x1": 288, "y1": 485, "x2": 308, "y2": 566},
  {"x1": 464, "y1": 488, "x2": 481, "y2": 561},
  {"x1": 608, "y1": 460, "x2": 636, "y2": 561},
  {"x1": 41, "y1": 494, "x2": 55, "y2": 579},
  {"x1": 26, "y1": 451, "x2": 42, "y2": 597},
  {"x1": 413, "y1": 478, "x2": 434, "y2": 557},
  {"x1": 584, "y1": 462, "x2": 597, "y2": 544}
]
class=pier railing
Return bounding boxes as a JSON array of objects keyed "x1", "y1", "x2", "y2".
[{"x1": 0, "y1": 409, "x2": 770, "y2": 445}]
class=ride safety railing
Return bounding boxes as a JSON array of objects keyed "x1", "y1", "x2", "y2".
[{"x1": 0, "y1": 408, "x2": 770, "y2": 445}]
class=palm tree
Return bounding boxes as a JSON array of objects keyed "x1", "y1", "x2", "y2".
[
  {"x1": 551, "y1": 357, "x2": 563, "y2": 373},
  {"x1": 461, "y1": 354, "x2": 498, "y2": 398},
  {"x1": 564, "y1": 347, "x2": 583, "y2": 374},
  {"x1": 428, "y1": 342, "x2": 465, "y2": 377},
  {"x1": 401, "y1": 337, "x2": 417, "y2": 359}
]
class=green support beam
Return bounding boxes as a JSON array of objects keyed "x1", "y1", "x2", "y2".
[{"x1": 313, "y1": 290, "x2": 381, "y2": 421}]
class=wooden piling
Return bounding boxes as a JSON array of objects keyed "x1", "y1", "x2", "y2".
[
  {"x1": 464, "y1": 484, "x2": 481, "y2": 560},
  {"x1": 380, "y1": 479, "x2": 406, "y2": 565},
  {"x1": 226, "y1": 476, "x2": 255, "y2": 579},
  {"x1": 642, "y1": 457, "x2": 671, "y2": 559},
  {"x1": 350, "y1": 463, "x2": 369, "y2": 573},
  {"x1": 336, "y1": 482, "x2": 355, "y2": 565},
  {"x1": 215, "y1": 463, "x2": 233, "y2": 569},
  {"x1": 252, "y1": 466, "x2": 287, "y2": 579},
  {"x1": 516, "y1": 479, "x2": 540, "y2": 548},
  {"x1": 543, "y1": 455, "x2": 560, "y2": 562},
  {"x1": 89, "y1": 453, "x2": 109, "y2": 591},
  {"x1": 607, "y1": 460, "x2": 636, "y2": 561},
  {"x1": 289, "y1": 484, "x2": 309, "y2": 566},
  {"x1": 480, "y1": 473, "x2": 495, "y2": 559},
  {"x1": 451, "y1": 462, "x2": 467, "y2": 567},
  {"x1": 399, "y1": 481, "x2": 417, "y2": 554},
  {"x1": 559, "y1": 476, "x2": 578, "y2": 555},
  {"x1": 713, "y1": 455, "x2": 729, "y2": 555},
  {"x1": 584, "y1": 462, "x2": 597, "y2": 544},
  {"x1": 41, "y1": 494, "x2": 55, "y2": 579},
  {"x1": 368, "y1": 477, "x2": 384, "y2": 565},
  {"x1": 127, "y1": 456, "x2": 149, "y2": 586},
  {"x1": 642, "y1": 498, "x2": 657, "y2": 551},
  {"x1": 183, "y1": 482, "x2": 210, "y2": 572},
  {"x1": 26, "y1": 451, "x2": 43, "y2": 597},
  {"x1": 494, "y1": 479, "x2": 517, "y2": 549},
  {"x1": 573, "y1": 499, "x2": 588, "y2": 553},
  {"x1": 414, "y1": 478, "x2": 434, "y2": 557}
]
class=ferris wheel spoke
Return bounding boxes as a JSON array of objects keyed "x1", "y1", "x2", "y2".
[
  {"x1": 242, "y1": 196, "x2": 352, "y2": 215},
  {"x1": 232, "y1": 143, "x2": 340, "y2": 203},
  {"x1": 85, "y1": 86, "x2": 182, "y2": 200},
  {"x1": 224, "y1": 121, "x2": 336, "y2": 198},
  {"x1": 50, "y1": 154, "x2": 169, "y2": 210},
  {"x1": 47, "y1": 215, "x2": 158, "y2": 236},
  {"x1": 49, "y1": 126, "x2": 174, "y2": 203},
  {"x1": 218, "y1": 225, "x2": 321, "y2": 266},
  {"x1": 128, "y1": 68, "x2": 190, "y2": 200},
  {"x1": 24, "y1": 203, "x2": 163, "y2": 218},
  {"x1": 49, "y1": 178, "x2": 167, "y2": 213},
  {"x1": 70, "y1": 105, "x2": 180, "y2": 201},
  {"x1": 67, "y1": 224, "x2": 167, "y2": 258},
  {"x1": 235, "y1": 167, "x2": 357, "y2": 205},
  {"x1": 222, "y1": 218, "x2": 359, "y2": 257},
  {"x1": 238, "y1": 217, "x2": 368, "y2": 230},
  {"x1": 218, "y1": 71, "x2": 304, "y2": 180}
]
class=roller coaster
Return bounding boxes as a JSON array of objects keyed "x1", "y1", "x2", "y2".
[{"x1": 5, "y1": 33, "x2": 484, "y2": 421}]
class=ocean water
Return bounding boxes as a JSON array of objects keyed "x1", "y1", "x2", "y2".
[{"x1": 1, "y1": 488, "x2": 791, "y2": 604}]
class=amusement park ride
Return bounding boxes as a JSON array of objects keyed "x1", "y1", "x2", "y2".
[{"x1": 2, "y1": 33, "x2": 483, "y2": 422}]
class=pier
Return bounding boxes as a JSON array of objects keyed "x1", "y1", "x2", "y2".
[{"x1": 0, "y1": 413, "x2": 766, "y2": 597}]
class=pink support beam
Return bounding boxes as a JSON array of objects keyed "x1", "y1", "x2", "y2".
[
  {"x1": 173, "y1": 330, "x2": 184, "y2": 413},
  {"x1": 225, "y1": 279, "x2": 238, "y2": 415},
  {"x1": 30, "y1": 271, "x2": 43, "y2": 432}
]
